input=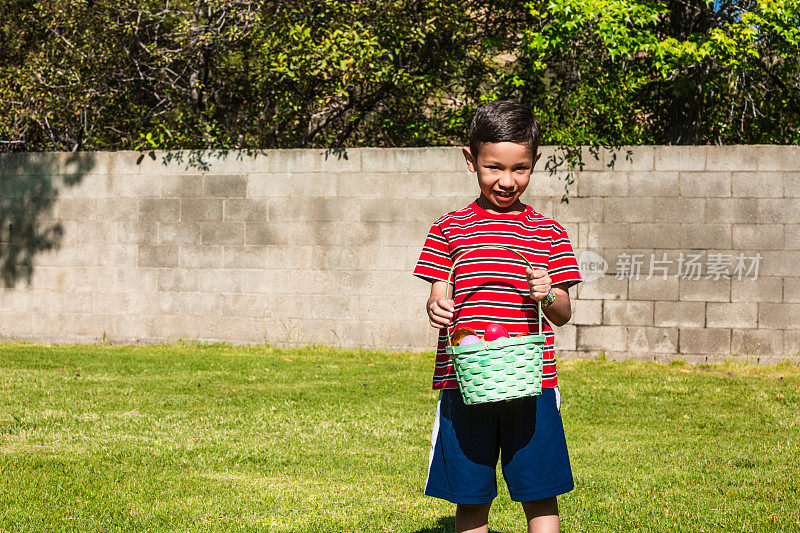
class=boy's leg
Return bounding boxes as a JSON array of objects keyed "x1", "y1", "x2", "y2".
[
  {"x1": 455, "y1": 502, "x2": 492, "y2": 533},
  {"x1": 522, "y1": 497, "x2": 559, "y2": 533}
]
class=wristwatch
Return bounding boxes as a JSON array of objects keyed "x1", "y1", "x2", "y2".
[{"x1": 541, "y1": 289, "x2": 556, "y2": 308}]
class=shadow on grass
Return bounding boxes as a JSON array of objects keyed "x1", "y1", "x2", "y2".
[{"x1": 413, "y1": 516, "x2": 506, "y2": 533}]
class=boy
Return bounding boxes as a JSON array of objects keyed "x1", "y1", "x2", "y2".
[{"x1": 413, "y1": 100, "x2": 582, "y2": 533}]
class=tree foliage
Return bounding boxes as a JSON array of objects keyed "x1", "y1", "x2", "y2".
[{"x1": 0, "y1": 0, "x2": 797, "y2": 152}]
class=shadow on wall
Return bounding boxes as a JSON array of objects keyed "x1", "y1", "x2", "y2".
[{"x1": 0, "y1": 153, "x2": 94, "y2": 288}]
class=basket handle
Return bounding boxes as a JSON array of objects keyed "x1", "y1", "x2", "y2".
[{"x1": 445, "y1": 245, "x2": 543, "y2": 347}]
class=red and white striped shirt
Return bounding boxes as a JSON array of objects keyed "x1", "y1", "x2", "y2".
[{"x1": 413, "y1": 200, "x2": 582, "y2": 390}]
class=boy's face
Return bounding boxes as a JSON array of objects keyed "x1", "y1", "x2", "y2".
[{"x1": 463, "y1": 142, "x2": 542, "y2": 213}]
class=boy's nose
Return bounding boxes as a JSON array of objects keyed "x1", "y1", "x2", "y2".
[{"x1": 498, "y1": 172, "x2": 515, "y2": 187}]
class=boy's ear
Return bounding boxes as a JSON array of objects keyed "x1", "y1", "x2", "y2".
[
  {"x1": 462, "y1": 147, "x2": 477, "y2": 173},
  {"x1": 533, "y1": 150, "x2": 542, "y2": 167}
]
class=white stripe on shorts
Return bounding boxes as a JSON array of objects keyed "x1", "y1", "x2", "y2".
[{"x1": 424, "y1": 392, "x2": 442, "y2": 493}]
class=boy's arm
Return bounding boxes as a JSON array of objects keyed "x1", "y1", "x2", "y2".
[
  {"x1": 426, "y1": 280, "x2": 455, "y2": 329},
  {"x1": 526, "y1": 268, "x2": 573, "y2": 327},
  {"x1": 542, "y1": 283, "x2": 572, "y2": 327}
]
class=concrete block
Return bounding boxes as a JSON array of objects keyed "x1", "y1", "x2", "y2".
[
  {"x1": 704, "y1": 198, "x2": 757, "y2": 224},
  {"x1": 731, "y1": 277, "x2": 783, "y2": 303},
  {"x1": 98, "y1": 244, "x2": 138, "y2": 267},
  {"x1": 731, "y1": 172, "x2": 783, "y2": 197},
  {"x1": 385, "y1": 173, "x2": 436, "y2": 199},
  {"x1": 784, "y1": 330, "x2": 800, "y2": 356},
  {"x1": 576, "y1": 276, "x2": 627, "y2": 300},
  {"x1": 706, "y1": 302, "x2": 757, "y2": 328},
  {"x1": 604, "y1": 197, "x2": 655, "y2": 223},
  {"x1": 629, "y1": 277, "x2": 679, "y2": 301},
  {"x1": 651, "y1": 197, "x2": 705, "y2": 223},
  {"x1": 680, "y1": 172, "x2": 731, "y2": 197},
  {"x1": 758, "y1": 303, "x2": 800, "y2": 329},
  {"x1": 157, "y1": 269, "x2": 200, "y2": 292},
  {"x1": 786, "y1": 225, "x2": 800, "y2": 249},
  {"x1": 160, "y1": 174, "x2": 204, "y2": 198},
  {"x1": 362, "y1": 147, "x2": 462, "y2": 173},
  {"x1": 783, "y1": 172, "x2": 800, "y2": 197},
  {"x1": 264, "y1": 245, "x2": 313, "y2": 270},
  {"x1": 357, "y1": 294, "x2": 406, "y2": 321},
  {"x1": 203, "y1": 175, "x2": 246, "y2": 198},
  {"x1": 627, "y1": 172, "x2": 679, "y2": 197},
  {"x1": 180, "y1": 199, "x2": 223, "y2": 221},
  {"x1": 265, "y1": 148, "x2": 361, "y2": 174},
  {"x1": 578, "y1": 223, "x2": 628, "y2": 249},
  {"x1": 223, "y1": 245, "x2": 267, "y2": 269},
  {"x1": 430, "y1": 171, "x2": 479, "y2": 198},
  {"x1": 138, "y1": 245, "x2": 178, "y2": 268},
  {"x1": 571, "y1": 299, "x2": 603, "y2": 325},
  {"x1": 603, "y1": 146, "x2": 654, "y2": 171},
  {"x1": 526, "y1": 171, "x2": 566, "y2": 197},
  {"x1": 784, "y1": 277, "x2": 800, "y2": 302},
  {"x1": 732, "y1": 224, "x2": 784, "y2": 250},
  {"x1": 113, "y1": 267, "x2": 158, "y2": 292},
  {"x1": 553, "y1": 197, "x2": 604, "y2": 223},
  {"x1": 72, "y1": 266, "x2": 115, "y2": 290},
  {"x1": 310, "y1": 246, "x2": 358, "y2": 271},
  {"x1": 245, "y1": 221, "x2": 306, "y2": 246},
  {"x1": 706, "y1": 146, "x2": 757, "y2": 172},
  {"x1": 758, "y1": 198, "x2": 800, "y2": 224},
  {"x1": 138, "y1": 199, "x2": 180, "y2": 222},
  {"x1": 654, "y1": 301, "x2": 705, "y2": 327},
  {"x1": 732, "y1": 329, "x2": 783, "y2": 356},
  {"x1": 655, "y1": 146, "x2": 706, "y2": 171},
  {"x1": 529, "y1": 197, "x2": 554, "y2": 218},
  {"x1": 95, "y1": 198, "x2": 139, "y2": 222},
  {"x1": 554, "y1": 324, "x2": 577, "y2": 350},
  {"x1": 577, "y1": 172, "x2": 628, "y2": 197},
  {"x1": 758, "y1": 251, "x2": 800, "y2": 277},
  {"x1": 314, "y1": 222, "x2": 381, "y2": 247},
  {"x1": 627, "y1": 326, "x2": 678, "y2": 353},
  {"x1": 248, "y1": 172, "x2": 337, "y2": 198},
  {"x1": 73, "y1": 221, "x2": 117, "y2": 243},
  {"x1": 578, "y1": 146, "x2": 607, "y2": 171},
  {"x1": 757, "y1": 146, "x2": 800, "y2": 171},
  {"x1": 380, "y1": 270, "x2": 423, "y2": 297},
  {"x1": 224, "y1": 199, "x2": 268, "y2": 221},
  {"x1": 679, "y1": 328, "x2": 731, "y2": 354},
  {"x1": 51, "y1": 199, "x2": 97, "y2": 221},
  {"x1": 178, "y1": 245, "x2": 223, "y2": 268},
  {"x1": 603, "y1": 301, "x2": 654, "y2": 326},
  {"x1": 216, "y1": 293, "x2": 268, "y2": 319},
  {"x1": 577, "y1": 325, "x2": 627, "y2": 352},
  {"x1": 681, "y1": 225, "x2": 731, "y2": 250},
  {"x1": 159, "y1": 222, "x2": 202, "y2": 245},
  {"x1": 100, "y1": 173, "x2": 161, "y2": 198},
  {"x1": 679, "y1": 278, "x2": 730, "y2": 302},
  {"x1": 324, "y1": 270, "x2": 381, "y2": 297},
  {"x1": 629, "y1": 224, "x2": 681, "y2": 249},
  {"x1": 308, "y1": 294, "x2": 358, "y2": 320},
  {"x1": 336, "y1": 173, "x2": 390, "y2": 198},
  {"x1": 201, "y1": 222, "x2": 244, "y2": 245}
]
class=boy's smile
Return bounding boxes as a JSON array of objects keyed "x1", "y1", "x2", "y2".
[{"x1": 463, "y1": 142, "x2": 542, "y2": 214}]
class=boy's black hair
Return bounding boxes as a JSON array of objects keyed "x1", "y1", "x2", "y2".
[{"x1": 469, "y1": 100, "x2": 541, "y2": 160}]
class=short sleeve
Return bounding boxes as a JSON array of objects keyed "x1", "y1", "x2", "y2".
[
  {"x1": 413, "y1": 221, "x2": 453, "y2": 283},
  {"x1": 548, "y1": 225, "x2": 582, "y2": 289}
]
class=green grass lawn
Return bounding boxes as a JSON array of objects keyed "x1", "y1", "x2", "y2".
[{"x1": 1, "y1": 341, "x2": 798, "y2": 532}]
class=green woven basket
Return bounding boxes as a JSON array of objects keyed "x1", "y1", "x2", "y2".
[{"x1": 444, "y1": 246, "x2": 545, "y2": 405}]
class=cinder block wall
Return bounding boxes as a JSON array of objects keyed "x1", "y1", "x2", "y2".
[{"x1": 0, "y1": 146, "x2": 798, "y2": 362}]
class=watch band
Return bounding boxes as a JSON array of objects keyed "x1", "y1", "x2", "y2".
[{"x1": 541, "y1": 289, "x2": 556, "y2": 308}]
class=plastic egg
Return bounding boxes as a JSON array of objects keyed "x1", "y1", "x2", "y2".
[
  {"x1": 451, "y1": 327, "x2": 478, "y2": 346},
  {"x1": 484, "y1": 323, "x2": 510, "y2": 341},
  {"x1": 459, "y1": 335, "x2": 482, "y2": 346}
]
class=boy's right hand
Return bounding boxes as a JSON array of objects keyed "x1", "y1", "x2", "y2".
[{"x1": 427, "y1": 297, "x2": 455, "y2": 329}]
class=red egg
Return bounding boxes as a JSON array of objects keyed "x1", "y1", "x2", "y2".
[{"x1": 483, "y1": 323, "x2": 510, "y2": 341}]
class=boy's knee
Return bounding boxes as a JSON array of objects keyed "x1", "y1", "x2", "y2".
[{"x1": 521, "y1": 496, "x2": 558, "y2": 518}]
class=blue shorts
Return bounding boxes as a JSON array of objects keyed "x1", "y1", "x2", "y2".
[{"x1": 424, "y1": 387, "x2": 574, "y2": 505}]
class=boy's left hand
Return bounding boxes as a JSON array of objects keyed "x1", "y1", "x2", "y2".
[{"x1": 525, "y1": 267, "x2": 552, "y2": 301}]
